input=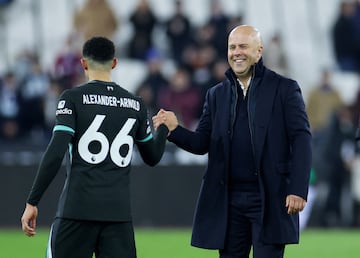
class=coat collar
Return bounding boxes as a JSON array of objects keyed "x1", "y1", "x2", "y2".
[{"x1": 221, "y1": 57, "x2": 279, "y2": 170}]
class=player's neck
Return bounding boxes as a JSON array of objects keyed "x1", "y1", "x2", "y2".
[{"x1": 86, "y1": 70, "x2": 112, "y2": 82}]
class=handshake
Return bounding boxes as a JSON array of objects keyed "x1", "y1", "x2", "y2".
[{"x1": 152, "y1": 109, "x2": 178, "y2": 132}]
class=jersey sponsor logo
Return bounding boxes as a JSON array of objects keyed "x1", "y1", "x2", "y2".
[{"x1": 56, "y1": 108, "x2": 73, "y2": 115}]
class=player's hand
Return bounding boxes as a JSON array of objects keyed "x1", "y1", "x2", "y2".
[
  {"x1": 152, "y1": 109, "x2": 165, "y2": 131},
  {"x1": 152, "y1": 109, "x2": 178, "y2": 131},
  {"x1": 21, "y1": 203, "x2": 38, "y2": 237},
  {"x1": 285, "y1": 194, "x2": 306, "y2": 215}
]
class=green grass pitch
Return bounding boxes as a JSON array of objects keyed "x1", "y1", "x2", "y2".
[{"x1": 0, "y1": 228, "x2": 359, "y2": 258}]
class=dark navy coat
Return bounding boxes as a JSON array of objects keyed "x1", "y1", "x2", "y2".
[{"x1": 168, "y1": 58, "x2": 312, "y2": 249}]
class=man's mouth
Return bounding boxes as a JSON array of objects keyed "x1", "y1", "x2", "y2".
[{"x1": 234, "y1": 59, "x2": 245, "y2": 64}]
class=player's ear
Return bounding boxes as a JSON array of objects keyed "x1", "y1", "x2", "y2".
[
  {"x1": 111, "y1": 58, "x2": 117, "y2": 69},
  {"x1": 81, "y1": 58, "x2": 88, "y2": 70}
]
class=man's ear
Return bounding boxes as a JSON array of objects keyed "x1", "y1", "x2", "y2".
[
  {"x1": 81, "y1": 58, "x2": 88, "y2": 70},
  {"x1": 111, "y1": 58, "x2": 118, "y2": 69},
  {"x1": 256, "y1": 46, "x2": 263, "y2": 62}
]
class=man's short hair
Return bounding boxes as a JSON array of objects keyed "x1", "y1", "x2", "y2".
[{"x1": 82, "y1": 37, "x2": 115, "y2": 62}]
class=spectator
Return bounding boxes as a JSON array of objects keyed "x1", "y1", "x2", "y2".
[
  {"x1": 332, "y1": 0, "x2": 360, "y2": 72},
  {"x1": 207, "y1": 58, "x2": 228, "y2": 85},
  {"x1": 263, "y1": 33, "x2": 289, "y2": 76},
  {"x1": 135, "y1": 48, "x2": 169, "y2": 116},
  {"x1": 73, "y1": 0, "x2": 118, "y2": 41},
  {"x1": 307, "y1": 70, "x2": 344, "y2": 199},
  {"x1": 206, "y1": 0, "x2": 231, "y2": 57},
  {"x1": 12, "y1": 49, "x2": 38, "y2": 83},
  {"x1": 353, "y1": 0, "x2": 360, "y2": 71},
  {"x1": 0, "y1": 71, "x2": 21, "y2": 140},
  {"x1": 202, "y1": 58, "x2": 228, "y2": 102},
  {"x1": 227, "y1": 15, "x2": 244, "y2": 33},
  {"x1": 18, "y1": 59, "x2": 50, "y2": 139},
  {"x1": 193, "y1": 23, "x2": 216, "y2": 49},
  {"x1": 306, "y1": 69, "x2": 344, "y2": 136},
  {"x1": 181, "y1": 25, "x2": 218, "y2": 76},
  {"x1": 165, "y1": 0, "x2": 192, "y2": 64},
  {"x1": 157, "y1": 68, "x2": 201, "y2": 129},
  {"x1": 191, "y1": 45, "x2": 218, "y2": 90},
  {"x1": 317, "y1": 105, "x2": 355, "y2": 227},
  {"x1": 128, "y1": 0, "x2": 158, "y2": 60},
  {"x1": 53, "y1": 33, "x2": 83, "y2": 89}
]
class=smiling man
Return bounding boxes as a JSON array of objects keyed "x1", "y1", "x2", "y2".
[
  {"x1": 153, "y1": 25, "x2": 312, "y2": 258},
  {"x1": 227, "y1": 25, "x2": 263, "y2": 87}
]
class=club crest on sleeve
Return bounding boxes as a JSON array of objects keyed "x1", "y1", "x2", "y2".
[{"x1": 58, "y1": 100, "x2": 66, "y2": 109}]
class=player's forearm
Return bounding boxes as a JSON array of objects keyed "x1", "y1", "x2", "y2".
[
  {"x1": 138, "y1": 124, "x2": 169, "y2": 166},
  {"x1": 27, "y1": 133, "x2": 70, "y2": 205}
]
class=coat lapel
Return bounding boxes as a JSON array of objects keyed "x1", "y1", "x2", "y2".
[{"x1": 251, "y1": 71, "x2": 279, "y2": 167}]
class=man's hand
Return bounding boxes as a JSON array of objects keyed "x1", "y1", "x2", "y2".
[
  {"x1": 21, "y1": 203, "x2": 38, "y2": 237},
  {"x1": 285, "y1": 194, "x2": 306, "y2": 215},
  {"x1": 152, "y1": 109, "x2": 178, "y2": 131}
]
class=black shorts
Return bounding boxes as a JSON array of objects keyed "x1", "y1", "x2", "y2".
[{"x1": 46, "y1": 218, "x2": 136, "y2": 258}]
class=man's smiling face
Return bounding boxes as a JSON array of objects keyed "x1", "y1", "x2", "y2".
[{"x1": 227, "y1": 26, "x2": 263, "y2": 80}]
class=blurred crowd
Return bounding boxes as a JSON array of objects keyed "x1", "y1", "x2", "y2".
[
  {"x1": 0, "y1": 0, "x2": 244, "y2": 145},
  {"x1": 307, "y1": 0, "x2": 360, "y2": 229},
  {"x1": 1, "y1": 0, "x2": 360, "y2": 228}
]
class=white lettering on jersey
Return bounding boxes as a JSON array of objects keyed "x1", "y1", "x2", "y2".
[
  {"x1": 56, "y1": 108, "x2": 73, "y2": 115},
  {"x1": 82, "y1": 95, "x2": 140, "y2": 111},
  {"x1": 118, "y1": 98, "x2": 140, "y2": 111},
  {"x1": 83, "y1": 94, "x2": 117, "y2": 107}
]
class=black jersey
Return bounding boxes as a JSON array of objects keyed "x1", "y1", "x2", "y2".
[{"x1": 52, "y1": 80, "x2": 152, "y2": 221}]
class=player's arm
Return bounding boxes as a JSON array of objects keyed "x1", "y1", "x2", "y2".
[
  {"x1": 136, "y1": 124, "x2": 169, "y2": 166},
  {"x1": 26, "y1": 132, "x2": 72, "y2": 206},
  {"x1": 153, "y1": 107, "x2": 210, "y2": 155},
  {"x1": 21, "y1": 131, "x2": 71, "y2": 236}
]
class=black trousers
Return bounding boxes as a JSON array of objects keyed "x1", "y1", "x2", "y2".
[
  {"x1": 47, "y1": 218, "x2": 136, "y2": 258},
  {"x1": 219, "y1": 191, "x2": 285, "y2": 258}
]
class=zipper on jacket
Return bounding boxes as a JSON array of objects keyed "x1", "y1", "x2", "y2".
[
  {"x1": 247, "y1": 67, "x2": 258, "y2": 174},
  {"x1": 230, "y1": 77, "x2": 238, "y2": 139}
]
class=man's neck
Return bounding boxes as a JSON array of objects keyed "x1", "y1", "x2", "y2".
[
  {"x1": 238, "y1": 76, "x2": 251, "y2": 89},
  {"x1": 87, "y1": 70, "x2": 112, "y2": 82}
]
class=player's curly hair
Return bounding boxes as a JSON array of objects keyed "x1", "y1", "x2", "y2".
[{"x1": 82, "y1": 36, "x2": 115, "y2": 63}]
